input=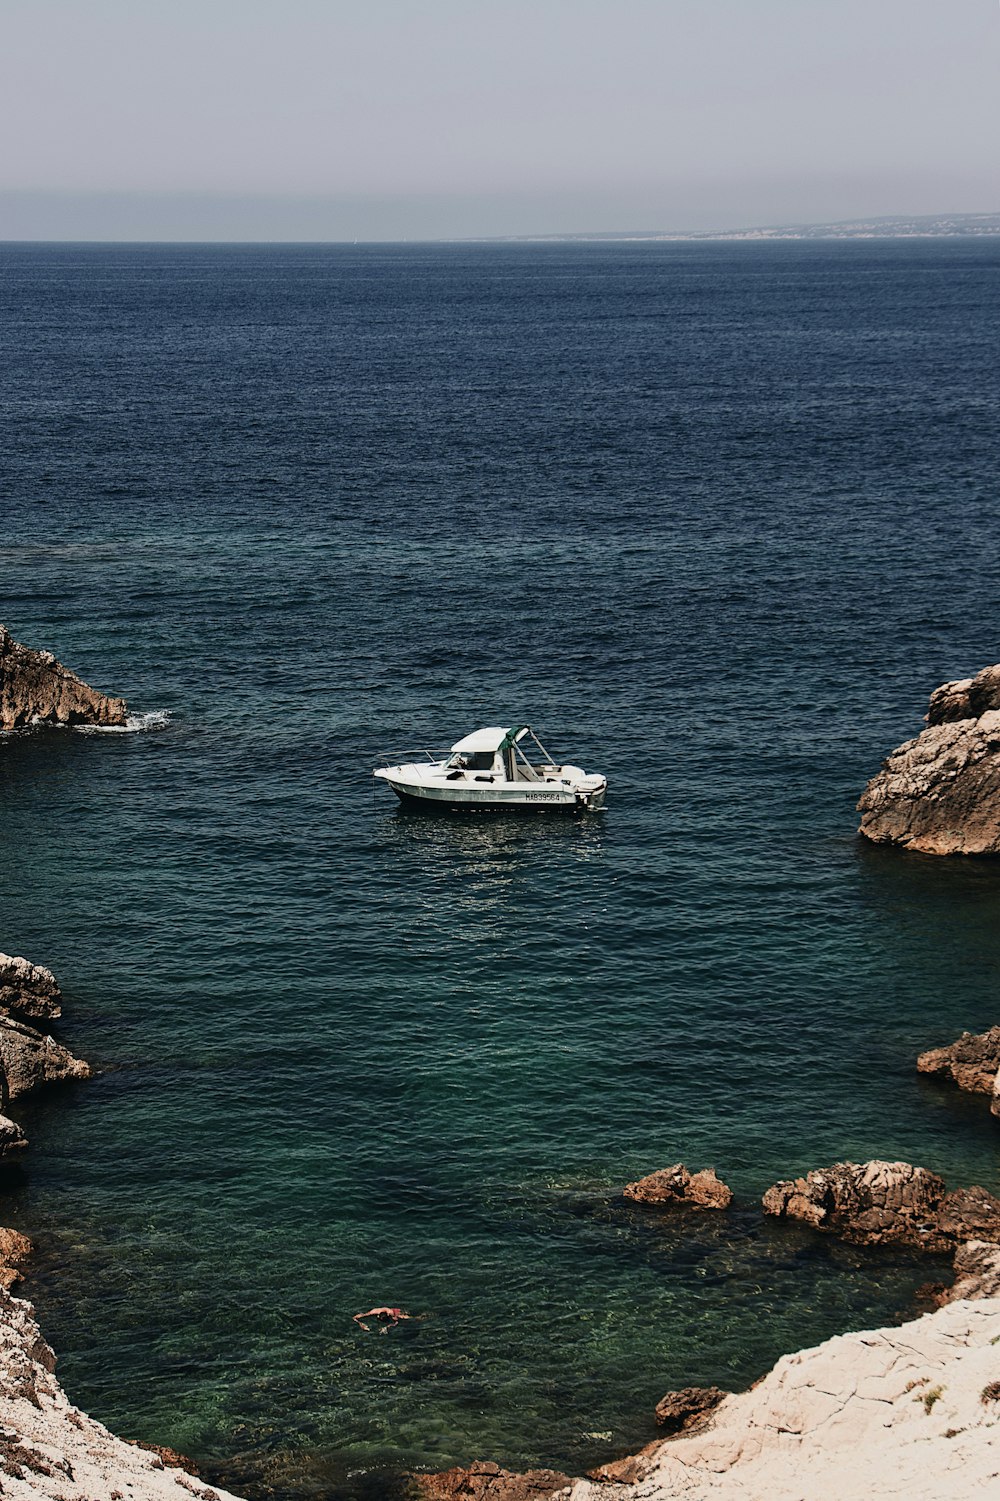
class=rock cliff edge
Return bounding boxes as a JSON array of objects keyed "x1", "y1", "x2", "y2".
[
  {"x1": 0, "y1": 626, "x2": 127, "y2": 731},
  {"x1": 0, "y1": 1288, "x2": 242, "y2": 1501}
]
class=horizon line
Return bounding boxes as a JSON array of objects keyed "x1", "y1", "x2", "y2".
[{"x1": 1, "y1": 209, "x2": 999, "y2": 247}]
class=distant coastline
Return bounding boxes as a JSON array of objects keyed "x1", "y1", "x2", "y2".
[
  {"x1": 3, "y1": 210, "x2": 1000, "y2": 248},
  {"x1": 474, "y1": 211, "x2": 1000, "y2": 244}
]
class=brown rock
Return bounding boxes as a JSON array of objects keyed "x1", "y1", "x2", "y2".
[
  {"x1": 0, "y1": 1227, "x2": 33, "y2": 1291},
  {"x1": 761, "y1": 1183, "x2": 826, "y2": 1228},
  {"x1": 132, "y1": 1443, "x2": 201, "y2": 1474},
  {"x1": 764, "y1": 1161, "x2": 1000, "y2": 1253},
  {"x1": 587, "y1": 1443, "x2": 660, "y2": 1484},
  {"x1": 941, "y1": 1241, "x2": 1000, "y2": 1303},
  {"x1": 968, "y1": 665, "x2": 1000, "y2": 718},
  {"x1": 925, "y1": 676, "x2": 975, "y2": 726},
  {"x1": 0, "y1": 1113, "x2": 28, "y2": 1156},
  {"x1": 0, "y1": 1017, "x2": 91, "y2": 1107},
  {"x1": 0, "y1": 624, "x2": 127, "y2": 731},
  {"x1": 762, "y1": 1161, "x2": 953, "y2": 1249},
  {"x1": 654, "y1": 1385, "x2": 729, "y2": 1432},
  {"x1": 935, "y1": 1186, "x2": 1000, "y2": 1244},
  {"x1": 624, "y1": 1164, "x2": 733, "y2": 1210},
  {"x1": 917, "y1": 1027, "x2": 1000, "y2": 1096},
  {"x1": 0, "y1": 953, "x2": 62, "y2": 1022},
  {"x1": 858, "y1": 664, "x2": 1000, "y2": 854},
  {"x1": 415, "y1": 1462, "x2": 572, "y2": 1501}
]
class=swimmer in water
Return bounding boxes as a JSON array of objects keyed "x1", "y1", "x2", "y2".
[{"x1": 353, "y1": 1306, "x2": 412, "y2": 1334}]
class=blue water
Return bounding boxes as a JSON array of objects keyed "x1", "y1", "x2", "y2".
[{"x1": 2, "y1": 240, "x2": 1000, "y2": 1498}]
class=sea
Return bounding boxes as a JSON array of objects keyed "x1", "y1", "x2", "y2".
[{"x1": 1, "y1": 238, "x2": 1000, "y2": 1499}]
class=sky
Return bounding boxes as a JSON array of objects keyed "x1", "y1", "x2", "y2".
[{"x1": 1, "y1": 0, "x2": 998, "y2": 240}]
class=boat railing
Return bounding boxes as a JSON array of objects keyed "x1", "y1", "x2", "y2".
[{"x1": 373, "y1": 748, "x2": 451, "y2": 769}]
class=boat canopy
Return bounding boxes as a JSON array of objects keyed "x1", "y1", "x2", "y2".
[{"x1": 450, "y1": 725, "x2": 528, "y2": 754}]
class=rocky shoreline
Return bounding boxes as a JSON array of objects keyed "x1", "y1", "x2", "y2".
[
  {"x1": 0, "y1": 952, "x2": 244, "y2": 1499},
  {"x1": 4, "y1": 959, "x2": 1000, "y2": 1500},
  {"x1": 5, "y1": 641, "x2": 1000, "y2": 1498},
  {"x1": 418, "y1": 1282, "x2": 1000, "y2": 1501}
]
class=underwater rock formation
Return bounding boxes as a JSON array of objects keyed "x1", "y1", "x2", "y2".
[
  {"x1": 858, "y1": 663, "x2": 1000, "y2": 854},
  {"x1": 917, "y1": 1026, "x2": 1000, "y2": 1117},
  {"x1": 0, "y1": 954, "x2": 62, "y2": 1022},
  {"x1": 623, "y1": 1164, "x2": 733, "y2": 1210},
  {"x1": 761, "y1": 1160, "x2": 1000, "y2": 1251},
  {"x1": 0, "y1": 625, "x2": 127, "y2": 731}
]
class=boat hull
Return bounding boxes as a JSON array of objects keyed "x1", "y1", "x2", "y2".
[{"x1": 388, "y1": 782, "x2": 590, "y2": 814}]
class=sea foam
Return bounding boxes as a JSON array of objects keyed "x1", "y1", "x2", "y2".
[{"x1": 76, "y1": 710, "x2": 172, "y2": 734}]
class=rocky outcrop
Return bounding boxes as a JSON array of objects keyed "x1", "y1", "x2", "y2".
[
  {"x1": 917, "y1": 1026, "x2": 1000, "y2": 1117},
  {"x1": 0, "y1": 954, "x2": 62, "y2": 1022},
  {"x1": 623, "y1": 1164, "x2": 733, "y2": 1210},
  {"x1": 938, "y1": 1240, "x2": 1000, "y2": 1305},
  {"x1": 0, "y1": 955, "x2": 89, "y2": 1130},
  {"x1": 586, "y1": 1445, "x2": 662, "y2": 1486},
  {"x1": 0, "y1": 1019, "x2": 91, "y2": 1107},
  {"x1": 925, "y1": 666, "x2": 1000, "y2": 725},
  {"x1": 0, "y1": 1288, "x2": 242, "y2": 1500},
  {"x1": 918, "y1": 1026, "x2": 1000, "y2": 1093},
  {"x1": 0, "y1": 1114, "x2": 28, "y2": 1157},
  {"x1": 654, "y1": 1386, "x2": 729, "y2": 1432},
  {"x1": 415, "y1": 1462, "x2": 572, "y2": 1501},
  {"x1": 0, "y1": 1230, "x2": 33, "y2": 1292},
  {"x1": 0, "y1": 625, "x2": 127, "y2": 731},
  {"x1": 762, "y1": 1160, "x2": 1000, "y2": 1251},
  {"x1": 858, "y1": 663, "x2": 1000, "y2": 854}
]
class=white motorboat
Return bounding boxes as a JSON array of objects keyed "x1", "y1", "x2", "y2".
[{"x1": 373, "y1": 725, "x2": 607, "y2": 813}]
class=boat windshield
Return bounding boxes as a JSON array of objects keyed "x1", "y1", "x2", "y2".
[{"x1": 447, "y1": 750, "x2": 495, "y2": 771}]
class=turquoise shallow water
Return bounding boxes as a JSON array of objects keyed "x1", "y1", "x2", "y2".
[{"x1": 1, "y1": 241, "x2": 1000, "y2": 1496}]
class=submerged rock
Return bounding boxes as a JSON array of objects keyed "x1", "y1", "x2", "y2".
[
  {"x1": 917, "y1": 1027, "x2": 1000, "y2": 1116},
  {"x1": 623, "y1": 1164, "x2": 733, "y2": 1210},
  {"x1": 0, "y1": 952, "x2": 62, "y2": 1022},
  {"x1": 0, "y1": 624, "x2": 127, "y2": 731},
  {"x1": 132, "y1": 1443, "x2": 204, "y2": 1474},
  {"x1": 762, "y1": 1160, "x2": 1000, "y2": 1252},
  {"x1": 858, "y1": 663, "x2": 1000, "y2": 854},
  {"x1": 0, "y1": 1017, "x2": 91, "y2": 1107}
]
